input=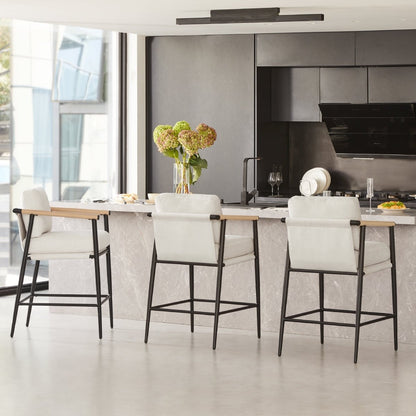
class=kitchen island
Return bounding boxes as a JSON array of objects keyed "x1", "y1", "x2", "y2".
[{"x1": 49, "y1": 201, "x2": 416, "y2": 344}]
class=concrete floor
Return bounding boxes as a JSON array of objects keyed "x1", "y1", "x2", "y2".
[{"x1": 1, "y1": 296, "x2": 415, "y2": 416}]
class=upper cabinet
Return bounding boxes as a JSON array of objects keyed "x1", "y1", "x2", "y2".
[
  {"x1": 356, "y1": 31, "x2": 416, "y2": 66},
  {"x1": 270, "y1": 68, "x2": 320, "y2": 121},
  {"x1": 256, "y1": 33, "x2": 355, "y2": 67},
  {"x1": 320, "y1": 67, "x2": 367, "y2": 104}
]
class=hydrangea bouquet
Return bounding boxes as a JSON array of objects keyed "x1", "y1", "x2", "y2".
[{"x1": 153, "y1": 120, "x2": 217, "y2": 193}]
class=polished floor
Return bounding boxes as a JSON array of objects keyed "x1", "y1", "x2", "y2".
[{"x1": 1, "y1": 296, "x2": 415, "y2": 416}]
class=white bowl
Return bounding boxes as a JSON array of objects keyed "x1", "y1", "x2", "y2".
[{"x1": 147, "y1": 193, "x2": 160, "y2": 203}]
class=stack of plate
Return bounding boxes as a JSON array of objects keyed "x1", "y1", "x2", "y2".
[{"x1": 299, "y1": 167, "x2": 331, "y2": 196}]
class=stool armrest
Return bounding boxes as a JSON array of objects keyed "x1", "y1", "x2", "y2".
[
  {"x1": 360, "y1": 220, "x2": 395, "y2": 227},
  {"x1": 219, "y1": 215, "x2": 259, "y2": 221},
  {"x1": 147, "y1": 213, "x2": 258, "y2": 221},
  {"x1": 18, "y1": 208, "x2": 99, "y2": 220},
  {"x1": 282, "y1": 217, "x2": 395, "y2": 227},
  {"x1": 51, "y1": 206, "x2": 110, "y2": 216}
]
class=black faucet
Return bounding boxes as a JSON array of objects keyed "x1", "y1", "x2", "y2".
[{"x1": 241, "y1": 156, "x2": 262, "y2": 205}]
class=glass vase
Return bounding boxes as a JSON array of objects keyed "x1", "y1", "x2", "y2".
[{"x1": 173, "y1": 162, "x2": 191, "y2": 194}]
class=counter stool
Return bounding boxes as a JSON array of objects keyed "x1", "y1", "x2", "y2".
[
  {"x1": 278, "y1": 196, "x2": 397, "y2": 363},
  {"x1": 144, "y1": 193, "x2": 260, "y2": 349},
  {"x1": 11, "y1": 187, "x2": 113, "y2": 339}
]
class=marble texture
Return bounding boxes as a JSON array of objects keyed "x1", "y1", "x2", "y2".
[{"x1": 49, "y1": 202, "x2": 416, "y2": 344}]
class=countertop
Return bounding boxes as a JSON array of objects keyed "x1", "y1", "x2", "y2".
[{"x1": 50, "y1": 201, "x2": 416, "y2": 225}]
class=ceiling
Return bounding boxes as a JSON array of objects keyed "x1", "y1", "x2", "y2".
[{"x1": 1, "y1": 0, "x2": 416, "y2": 36}]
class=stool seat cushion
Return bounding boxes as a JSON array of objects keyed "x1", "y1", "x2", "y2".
[
  {"x1": 24, "y1": 230, "x2": 110, "y2": 260},
  {"x1": 217, "y1": 235, "x2": 254, "y2": 260}
]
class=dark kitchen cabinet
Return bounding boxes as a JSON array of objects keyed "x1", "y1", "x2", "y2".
[
  {"x1": 320, "y1": 67, "x2": 367, "y2": 103},
  {"x1": 368, "y1": 67, "x2": 416, "y2": 102},
  {"x1": 270, "y1": 68, "x2": 320, "y2": 121},
  {"x1": 147, "y1": 35, "x2": 255, "y2": 202},
  {"x1": 356, "y1": 31, "x2": 416, "y2": 66},
  {"x1": 256, "y1": 33, "x2": 355, "y2": 67}
]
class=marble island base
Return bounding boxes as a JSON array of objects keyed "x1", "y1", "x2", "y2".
[{"x1": 49, "y1": 202, "x2": 416, "y2": 345}]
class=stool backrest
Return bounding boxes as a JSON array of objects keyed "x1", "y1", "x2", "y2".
[
  {"x1": 153, "y1": 193, "x2": 222, "y2": 264},
  {"x1": 18, "y1": 187, "x2": 52, "y2": 242},
  {"x1": 286, "y1": 196, "x2": 361, "y2": 272}
]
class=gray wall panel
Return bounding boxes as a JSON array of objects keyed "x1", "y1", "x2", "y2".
[
  {"x1": 369, "y1": 67, "x2": 416, "y2": 102},
  {"x1": 256, "y1": 32, "x2": 355, "y2": 67},
  {"x1": 148, "y1": 35, "x2": 255, "y2": 202}
]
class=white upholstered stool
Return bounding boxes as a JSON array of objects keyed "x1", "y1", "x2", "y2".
[
  {"x1": 145, "y1": 193, "x2": 261, "y2": 349},
  {"x1": 278, "y1": 196, "x2": 397, "y2": 363},
  {"x1": 11, "y1": 187, "x2": 113, "y2": 339}
]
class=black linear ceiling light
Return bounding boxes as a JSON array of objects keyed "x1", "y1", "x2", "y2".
[{"x1": 176, "y1": 7, "x2": 324, "y2": 25}]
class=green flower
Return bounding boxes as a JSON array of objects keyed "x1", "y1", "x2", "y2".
[
  {"x1": 173, "y1": 120, "x2": 191, "y2": 137},
  {"x1": 196, "y1": 123, "x2": 217, "y2": 149},
  {"x1": 178, "y1": 130, "x2": 200, "y2": 156}
]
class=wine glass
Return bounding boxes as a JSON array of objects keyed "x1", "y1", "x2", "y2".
[
  {"x1": 366, "y1": 177, "x2": 375, "y2": 213},
  {"x1": 275, "y1": 171, "x2": 283, "y2": 196},
  {"x1": 268, "y1": 172, "x2": 278, "y2": 196}
]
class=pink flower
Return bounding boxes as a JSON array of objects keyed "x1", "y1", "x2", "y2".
[
  {"x1": 154, "y1": 128, "x2": 179, "y2": 153},
  {"x1": 178, "y1": 130, "x2": 200, "y2": 156},
  {"x1": 196, "y1": 123, "x2": 217, "y2": 149}
]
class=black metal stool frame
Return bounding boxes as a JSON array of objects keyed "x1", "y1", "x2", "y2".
[
  {"x1": 11, "y1": 208, "x2": 113, "y2": 339},
  {"x1": 144, "y1": 214, "x2": 261, "y2": 350},
  {"x1": 278, "y1": 219, "x2": 398, "y2": 363}
]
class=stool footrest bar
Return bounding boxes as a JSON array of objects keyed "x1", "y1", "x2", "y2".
[
  {"x1": 151, "y1": 299, "x2": 258, "y2": 316},
  {"x1": 285, "y1": 307, "x2": 394, "y2": 327},
  {"x1": 19, "y1": 302, "x2": 104, "y2": 308}
]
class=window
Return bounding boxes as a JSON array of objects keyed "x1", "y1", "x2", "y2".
[
  {"x1": 53, "y1": 26, "x2": 105, "y2": 102},
  {"x1": 3, "y1": 20, "x2": 120, "y2": 287}
]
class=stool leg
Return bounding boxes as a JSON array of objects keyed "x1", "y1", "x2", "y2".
[
  {"x1": 144, "y1": 244, "x2": 157, "y2": 343},
  {"x1": 213, "y1": 221, "x2": 226, "y2": 350},
  {"x1": 104, "y1": 215, "x2": 113, "y2": 329},
  {"x1": 106, "y1": 247, "x2": 114, "y2": 329},
  {"x1": 391, "y1": 266, "x2": 398, "y2": 351},
  {"x1": 26, "y1": 260, "x2": 40, "y2": 327},
  {"x1": 354, "y1": 226, "x2": 366, "y2": 363},
  {"x1": 11, "y1": 214, "x2": 34, "y2": 337},
  {"x1": 92, "y1": 220, "x2": 102, "y2": 340},
  {"x1": 253, "y1": 221, "x2": 261, "y2": 339},
  {"x1": 354, "y1": 271, "x2": 364, "y2": 363},
  {"x1": 390, "y1": 226, "x2": 398, "y2": 351},
  {"x1": 278, "y1": 249, "x2": 290, "y2": 356},
  {"x1": 212, "y1": 264, "x2": 224, "y2": 350},
  {"x1": 319, "y1": 272, "x2": 324, "y2": 345},
  {"x1": 11, "y1": 254, "x2": 29, "y2": 337},
  {"x1": 189, "y1": 265, "x2": 195, "y2": 333}
]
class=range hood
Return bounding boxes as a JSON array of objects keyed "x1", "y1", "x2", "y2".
[{"x1": 319, "y1": 103, "x2": 416, "y2": 158}]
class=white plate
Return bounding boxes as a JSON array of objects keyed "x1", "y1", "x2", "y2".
[
  {"x1": 299, "y1": 178, "x2": 318, "y2": 196},
  {"x1": 302, "y1": 168, "x2": 328, "y2": 194},
  {"x1": 320, "y1": 168, "x2": 331, "y2": 191},
  {"x1": 379, "y1": 208, "x2": 408, "y2": 214}
]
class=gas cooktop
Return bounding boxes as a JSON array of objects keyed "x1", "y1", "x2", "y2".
[{"x1": 357, "y1": 192, "x2": 416, "y2": 208}]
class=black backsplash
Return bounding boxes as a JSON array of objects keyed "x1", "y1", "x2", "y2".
[{"x1": 257, "y1": 121, "x2": 416, "y2": 196}]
